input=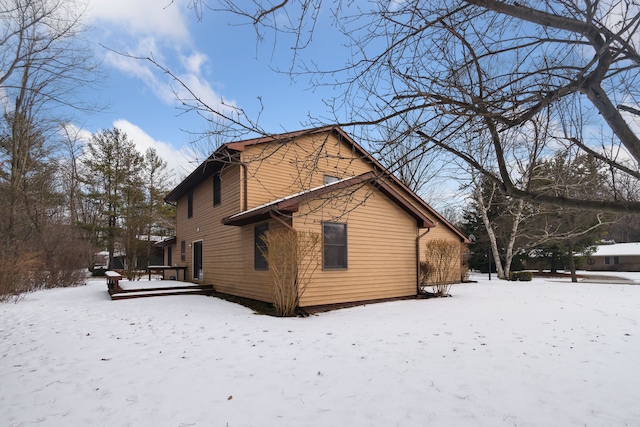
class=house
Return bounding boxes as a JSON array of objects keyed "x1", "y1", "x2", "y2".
[
  {"x1": 585, "y1": 242, "x2": 640, "y2": 272},
  {"x1": 97, "y1": 237, "x2": 165, "y2": 271},
  {"x1": 162, "y1": 126, "x2": 468, "y2": 308}
]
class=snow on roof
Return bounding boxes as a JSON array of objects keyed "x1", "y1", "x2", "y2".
[{"x1": 592, "y1": 242, "x2": 640, "y2": 256}]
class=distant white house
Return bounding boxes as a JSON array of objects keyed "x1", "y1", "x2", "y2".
[{"x1": 585, "y1": 242, "x2": 640, "y2": 272}]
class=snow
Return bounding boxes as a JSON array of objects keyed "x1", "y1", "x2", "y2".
[
  {"x1": 591, "y1": 242, "x2": 640, "y2": 256},
  {"x1": 1, "y1": 273, "x2": 639, "y2": 426}
]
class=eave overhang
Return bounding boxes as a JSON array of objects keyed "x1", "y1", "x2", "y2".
[
  {"x1": 154, "y1": 236, "x2": 176, "y2": 247},
  {"x1": 164, "y1": 150, "x2": 236, "y2": 204},
  {"x1": 221, "y1": 172, "x2": 436, "y2": 228}
]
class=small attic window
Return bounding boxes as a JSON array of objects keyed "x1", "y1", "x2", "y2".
[{"x1": 324, "y1": 175, "x2": 339, "y2": 185}]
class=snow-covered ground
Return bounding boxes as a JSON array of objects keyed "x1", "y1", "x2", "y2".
[{"x1": 1, "y1": 272, "x2": 639, "y2": 427}]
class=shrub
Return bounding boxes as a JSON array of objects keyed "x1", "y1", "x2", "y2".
[
  {"x1": 261, "y1": 228, "x2": 321, "y2": 316},
  {"x1": 421, "y1": 239, "x2": 464, "y2": 296},
  {"x1": 509, "y1": 271, "x2": 533, "y2": 281},
  {"x1": 36, "y1": 224, "x2": 90, "y2": 289},
  {"x1": 0, "y1": 246, "x2": 42, "y2": 302},
  {"x1": 518, "y1": 271, "x2": 533, "y2": 281},
  {"x1": 92, "y1": 267, "x2": 107, "y2": 277},
  {"x1": 460, "y1": 261, "x2": 470, "y2": 282}
]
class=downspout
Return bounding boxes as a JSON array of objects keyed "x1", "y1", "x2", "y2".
[{"x1": 416, "y1": 227, "x2": 431, "y2": 295}]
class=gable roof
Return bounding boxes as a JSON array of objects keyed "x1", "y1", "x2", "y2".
[
  {"x1": 165, "y1": 126, "x2": 468, "y2": 242},
  {"x1": 221, "y1": 172, "x2": 436, "y2": 228}
]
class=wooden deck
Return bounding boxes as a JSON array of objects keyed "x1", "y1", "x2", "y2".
[{"x1": 108, "y1": 281, "x2": 215, "y2": 300}]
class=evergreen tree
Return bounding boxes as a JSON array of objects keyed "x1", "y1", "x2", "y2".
[
  {"x1": 527, "y1": 151, "x2": 612, "y2": 281},
  {"x1": 81, "y1": 128, "x2": 144, "y2": 272},
  {"x1": 81, "y1": 130, "x2": 175, "y2": 279}
]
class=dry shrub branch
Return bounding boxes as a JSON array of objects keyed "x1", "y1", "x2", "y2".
[
  {"x1": 261, "y1": 229, "x2": 321, "y2": 316},
  {"x1": 421, "y1": 239, "x2": 463, "y2": 297},
  {"x1": 0, "y1": 246, "x2": 43, "y2": 302}
]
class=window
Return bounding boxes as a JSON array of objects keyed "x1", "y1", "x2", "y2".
[
  {"x1": 324, "y1": 175, "x2": 339, "y2": 185},
  {"x1": 323, "y1": 222, "x2": 347, "y2": 269},
  {"x1": 254, "y1": 223, "x2": 269, "y2": 270},
  {"x1": 614, "y1": 256, "x2": 620, "y2": 265},
  {"x1": 167, "y1": 246, "x2": 172, "y2": 266},
  {"x1": 605, "y1": 256, "x2": 611, "y2": 265},
  {"x1": 181, "y1": 240, "x2": 186, "y2": 262},
  {"x1": 213, "y1": 173, "x2": 221, "y2": 206},
  {"x1": 187, "y1": 191, "x2": 193, "y2": 218}
]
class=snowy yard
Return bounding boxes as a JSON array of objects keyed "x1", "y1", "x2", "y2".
[{"x1": 1, "y1": 273, "x2": 639, "y2": 427}]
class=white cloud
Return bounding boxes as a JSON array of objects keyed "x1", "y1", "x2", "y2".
[
  {"x1": 176, "y1": 72, "x2": 237, "y2": 114},
  {"x1": 182, "y1": 52, "x2": 208, "y2": 75},
  {"x1": 89, "y1": 0, "x2": 236, "y2": 119},
  {"x1": 103, "y1": 46, "x2": 177, "y2": 105},
  {"x1": 113, "y1": 119, "x2": 196, "y2": 178},
  {"x1": 84, "y1": 0, "x2": 241, "y2": 167},
  {"x1": 86, "y1": 0, "x2": 191, "y2": 43}
]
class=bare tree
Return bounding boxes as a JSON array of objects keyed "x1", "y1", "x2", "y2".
[
  {"x1": 467, "y1": 113, "x2": 550, "y2": 279},
  {"x1": 174, "y1": 0, "x2": 640, "y2": 213},
  {"x1": 373, "y1": 118, "x2": 449, "y2": 203},
  {"x1": 0, "y1": 0, "x2": 97, "y2": 297}
]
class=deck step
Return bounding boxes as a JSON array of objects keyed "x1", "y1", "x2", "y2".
[{"x1": 109, "y1": 285, "x2": 214, "y2": 300}]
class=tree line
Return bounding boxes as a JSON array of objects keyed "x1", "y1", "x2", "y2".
[
  {"x1": 0, "y1": 0, "x2": 174, "y2": 300},
  {"x1": 1, "y1": 119, "x2": 174, "y2": 300},
  {"x1": 460, "y1": 149, "x2": 639, "y2": 282}
]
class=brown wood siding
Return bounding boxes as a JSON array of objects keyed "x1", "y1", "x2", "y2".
[
  {"x1": 242, "y1": 133, "x2": 373, "y2": 209},
  {"x1": 175, "y1": 165, "x2": 242, "y2": 283},
  {"x1": 172, "y1": 128, "x2": 464, "y2": 305},
  {"x1": 212, "y1": 218, "x2": 291, "y2": 303},
  {"x1": 293, "y1": 184, "x2": 417, "y2": 307}
]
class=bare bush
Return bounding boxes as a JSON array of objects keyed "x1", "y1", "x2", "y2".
[
  {"x1": 261, "y1": 228, "x2": 321, "y2": 316},
  {"x1": 0, "y1": 246, "x2": 43, "y2": 302},
  {"x1": 38, "y1": 224, "x2": 91, "y2": 288},
  {"x1": 421, "y1": 239, "x2": 463, "y2": 297}
]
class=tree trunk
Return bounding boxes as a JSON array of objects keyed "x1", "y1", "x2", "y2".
[
  {"x1": 568, "y1": 240, "x2": 578, "y2": 283},
  {"x1": 473, "y1": 180, "x2": 506, "y2": 279},
  {"x1": 503, "y1": 198, "x2": 525, "y2": 279}
]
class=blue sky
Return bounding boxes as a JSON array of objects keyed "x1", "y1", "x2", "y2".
[{"x1": 83, "y1": 0, "x2": 343, "y2": 177}]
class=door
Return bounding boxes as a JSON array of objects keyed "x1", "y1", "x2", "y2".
[{"x1": 193, "y1": 241, "x2": 203, "y2": 281}]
